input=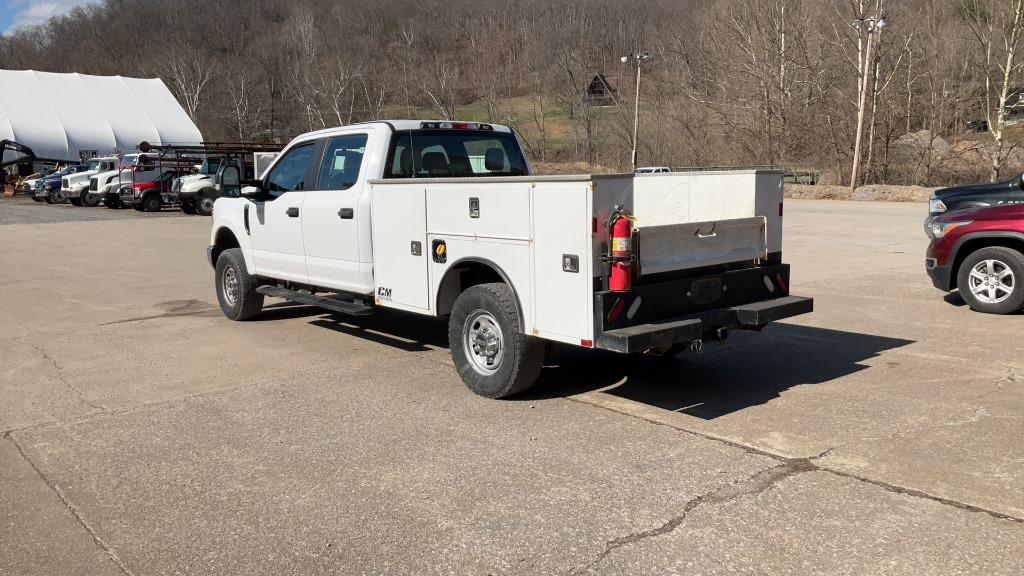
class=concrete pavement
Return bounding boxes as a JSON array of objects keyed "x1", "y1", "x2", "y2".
[{"x1": 1, "y1": 198, "x2": 1022, "y2": 574}]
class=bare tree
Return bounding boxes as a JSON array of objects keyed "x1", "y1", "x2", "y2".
[
  {"x1": 963, "y1": 0, "x2": 1024, "y2": 180},
  {"x1": 162, "y1": 48, "x2": 215, "y2": 124}
]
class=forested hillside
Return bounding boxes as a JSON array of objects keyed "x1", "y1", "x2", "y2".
[{"x1": 2, "y1": 0, "x2": 1023, "y2": 185}]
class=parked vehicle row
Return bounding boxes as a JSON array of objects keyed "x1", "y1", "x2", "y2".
[{"x1": 19, "y1": 145, "x2": 279, "y2": 215}]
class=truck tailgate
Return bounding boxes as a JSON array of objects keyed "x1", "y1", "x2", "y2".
[{"x1": 637, "y1": 216, "x2": 767, "y2": 276}]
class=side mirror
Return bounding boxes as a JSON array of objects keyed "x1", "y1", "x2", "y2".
[
  {"x1": 240, "y1": 185, "x2": 262, "y2": 198},
  {"x1": 217, "y1": 164, "x2": 243, "y2": 198}
]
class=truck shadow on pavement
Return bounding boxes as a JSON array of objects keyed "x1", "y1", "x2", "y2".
[
  {"x1": 258, "y1": 305, "x2": 913, "y2": 419},
  {"x1": 528, "y1": 324, "x2": 914, "y2": 419}
]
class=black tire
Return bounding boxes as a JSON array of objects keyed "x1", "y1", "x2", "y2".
[
  {"x1": 82, "y1": 193, "x2": 99, "y2": 207},
  {"x1": 43, "y1": 193, "x2": 53, "y2": 204},
  {"x1": 448, "y1": 283, "x2": 544, "y2": 398},
  {"x1": 957, "y1": 246, "x2": 1024, "y2": 314},
  {"x1": 31, "y1": 195, "x2": 43, "y2": 202},
  {"x1": 215, "y1": 248, "x2": 264, "y2": 320},
  {"x1": 132, "y1": 203, "x2": 145, "y2": 211},
  {"x1": 194, "y1": 189, "x2": 217, "y2": 217},
  {"x1": 180, "y1": 200, "x2": 196, "y2": 215},
  {"x1": 69, "y1": 196, "x2": 82, "y2": 206},
  {"x1": 142, "y1": 194, "x2": 162, "y2": 212}
]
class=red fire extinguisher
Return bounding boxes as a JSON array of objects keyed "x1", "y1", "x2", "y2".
[{"x1": 608, "y1": 209, "x2": 633, "y2": 292}]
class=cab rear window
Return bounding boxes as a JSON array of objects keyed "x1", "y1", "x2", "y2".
[{"x1": 385, "y1": 129, "x2": 527, "y2": 178}]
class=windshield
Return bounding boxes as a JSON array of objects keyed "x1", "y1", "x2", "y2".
[
  {"x1": 200, "y1": 158, "x2": 223, "y2": 175},
  {"x1": 385, "y1": 129, "x2": 528, "y2": 178},
  {"x1": 88, "y1": 159, "x2": 102, "y2": 171}
]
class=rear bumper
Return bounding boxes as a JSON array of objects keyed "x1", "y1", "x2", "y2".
[
  {"x1": 595, "y1": 295, "x2": 813, "y2": 353},
  {"x1": 592, "y1": 263, "x2": 812, "y2": 354}
]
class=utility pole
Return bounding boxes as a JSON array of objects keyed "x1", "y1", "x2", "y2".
[
  {"x1": 621, "y1": 51, "x2": 651, "y2": 171},
  {"x1": 849, "y1": 14, "x2": 887, "y2": 193}
]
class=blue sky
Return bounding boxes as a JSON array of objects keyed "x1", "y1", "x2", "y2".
[{"x1": 2, "y1": 0, "x2": 95, "y2": 36}]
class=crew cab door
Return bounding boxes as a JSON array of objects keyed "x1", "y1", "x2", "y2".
[
  {"x1": 250, "y1": 141, "x2": 317, "y2": 283},
  {"x1": 301, "y1": 133, "x2": 371, "y2": 293}
]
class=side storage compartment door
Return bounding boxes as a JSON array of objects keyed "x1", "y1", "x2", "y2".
[
  {"x1": 369, "y1": 184, "x2": 430, "y2": 312},
  {"x1": 532, "y1": 182, "x2": 594, "y2": 344}
]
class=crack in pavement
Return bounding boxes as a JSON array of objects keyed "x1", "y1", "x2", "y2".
[
  {"x1": 4, "y1": 432, "x2": 134, "y2": 576},
  {"x1": 571, "y1": 459, "x2": 816, "y2": 574},
  {"x1": 22, "y1": 340, "x2": 106, "y2": 412},
  {"x1": 569, "y1": 391, "x2": 1024, "y2": 569}
]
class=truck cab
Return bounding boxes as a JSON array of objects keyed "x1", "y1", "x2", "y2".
[
  {"x1": 61, "y1": 156, "x2": 118, "y2": 204},
  {"x1": 210, "y1": 120, "x2": 811, "y2": 398},
  {"x1": 176, "y1": 157, "x2": 258, "y2": 217}
]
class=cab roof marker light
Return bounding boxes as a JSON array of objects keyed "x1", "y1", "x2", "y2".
[{"x1": 419, "y1": 121, "x2": 492, "y2": 130}]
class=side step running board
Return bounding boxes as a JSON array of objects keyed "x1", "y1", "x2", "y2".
[{"x1": 256, "y1": 285, "x2": 374, "y2": 316}]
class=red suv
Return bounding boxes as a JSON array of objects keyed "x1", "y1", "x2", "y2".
[{"x1": 926, "y1": 204, "x2": 1024, "y2": 314}]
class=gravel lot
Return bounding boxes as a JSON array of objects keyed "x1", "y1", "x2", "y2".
[{"x1": 1, "y1": 199, "x2": 1022, "y2": 575}]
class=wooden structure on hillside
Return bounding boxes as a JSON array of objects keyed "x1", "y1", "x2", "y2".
[{"x1": 585, "y1": 74, "x2": 619, "y2": 107}]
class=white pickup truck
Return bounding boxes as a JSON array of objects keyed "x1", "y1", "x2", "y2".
[
  {"x1": 209, "y1": 120, "x2": 812, "y2": 398},
  {"x1": 60, "y1": 156, "x2": 119, "y2": 205}
]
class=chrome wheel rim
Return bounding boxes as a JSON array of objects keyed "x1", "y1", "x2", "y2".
[
  {"x1": 968, "y1": 259, "x2": 1014, "y2": 304},
  {"x1": 464, "y1": 310, "x2": 504, "y2": 375},
  {"x1": 222, "y1": 266, "x2": 239, "y2": 306},
  {"x1": 199, "y1": 197, "x2": 214, "y2": 213}
]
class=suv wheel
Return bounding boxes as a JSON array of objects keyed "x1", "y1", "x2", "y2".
[
  {"x1": 194, "y1": 190, "x2": 217, "y2": 217},
  {"x1": 215, "y1": 248, "x2": 264, "y2": 320},
  {"x1": 142, "y1": 193, "x2": 162, "y2": 212},
  {"x1": 448, "y1": 283, "x2": 544, "y2": 398},
  {"x1": 957, "y1": 246, "x2": 1024, "y2": 314}
]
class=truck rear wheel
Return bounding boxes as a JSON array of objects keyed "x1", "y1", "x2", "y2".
[
  {"x1": 449, "y1": 283, "x2": 544, "y2": 398},
  {"x1": 215, "y1": 248, "x2": 264, "y2": 320},
  {"x1": 69, "y1": 196, "x2": 82, "y2": 207},
  {"x1": 82, "y1": 194, "x2": 99, "y2": 207}
]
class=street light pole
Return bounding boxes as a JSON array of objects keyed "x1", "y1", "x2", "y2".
[
  {"x1": 621, "y1": 51, "x2": 650, "y2": 171},
  {"x1": 849, "y1": 15, "x2": 886, "y2": 194}
]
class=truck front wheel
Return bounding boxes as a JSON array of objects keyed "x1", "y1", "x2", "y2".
[
  {"x1": 215, "y1": 248, "x2": 264, "y2": 320},
  {"x1": 142, "y1": 194, "x2": 162, "y2": 212},
  {"x1": 449, "y1": 283, "x2": 544, "y2": 398},
  {"x1": 957, "y1": 246, "x2": 1024, "y2": 314},
  {"x1": 194, "y1": 190, "x2": 217, "y2": 217}
]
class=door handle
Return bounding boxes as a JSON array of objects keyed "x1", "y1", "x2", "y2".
[
  {"x1": 338, "y1": 207, "x2": 354, "y2": 219},
  {"x1": 286, "y1": 207, "x2": 299, "y2": 217}
]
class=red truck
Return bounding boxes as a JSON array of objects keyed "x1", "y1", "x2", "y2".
[
  {"x1": 926, "y1": 204, "x2": 1024, "y2": 314},
  {"x1": 120, "y1": 169, "x2": 182, "y2": 212}
]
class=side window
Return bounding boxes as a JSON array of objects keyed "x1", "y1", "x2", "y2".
[
  {"x1": 266, "y1": 143, "x2": 315, "y2": 198},
  {"x1": 317, "y1": 134, "x2": 368, "y2": 191}
]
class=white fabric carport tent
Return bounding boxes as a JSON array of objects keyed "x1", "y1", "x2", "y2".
[{"x1": 0, "y1": 70, "x2": 202, "y2": 165}]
